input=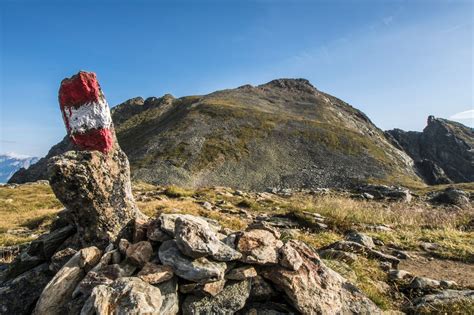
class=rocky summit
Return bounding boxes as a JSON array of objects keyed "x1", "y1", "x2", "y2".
[
  {"x1": 387, "y1": 115, "x2": 474, "y2": 184},
  {"x1": 10, "y1": 78, "x2": 425, "y2": 189}
]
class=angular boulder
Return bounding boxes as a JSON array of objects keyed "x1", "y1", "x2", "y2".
[
  {"x1": 33, "y1": 246, "x2": 102, "y2": 315},
  {"x1": 175, "y1": 216, "x2": 241, "y2": 261},
  {"x1": 159, "y1": 240, "x2": 226, "y2": 283},
  {"x1": 237, "y1": 229, "x2": 283, "y2": 265},
  {"x1": 81, "y1": 277, "x2": 164, "y2": 315},
  {"x1": 261, "y1": 240, "x2": 381, "y2": 314}
]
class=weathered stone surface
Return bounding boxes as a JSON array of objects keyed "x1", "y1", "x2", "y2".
[
  {"x1": 159, "y1": 213, "x2": 220, "y2": 236},
  {"x1": 182, "y1": 280, "x2": 251, "y2": 315},
  {"x1": 261, "y1": 240, "x2": 381, "y2": 314},
  {"x1": 49, "y1": 247, "x2": 77, "y2": 273},
  {"x1": 33, "y1": 246, "x2": 102, "y2": 315},
  {"x1": 279, "y1": 241, "x2": 303, "y2": 271},
  {"x1": 159, "y1": 240, "x2": 226, "y2": 283},
  {"x1": 238, "y1": 229, "x2": 283, "y2": 265},
  {"x1": 48, "y1": 148, "x2": 145, "y2": 247},
  {"x1": 155, "y1": 277, "x2": 179, "y2": 315},
  {"x1": 146, "y1": 219, "x2": 171, "y2": 242},
  {"x1": 82, "y1": 277, "x2": 164, "y2": 315},
  {"x1": 125, "y1": 241, "x2": 153, "y2": 267},
  {"x1": 137, "y1": 262, "x2": 174, "y2": 284},
  {"x1": 175, "y1": 216, "x2": 241, "y2": 261},
  {"x1": 226, "y1": 265, "x2": 257, "y2": 280},
  {"x1": 410, "y1": 276, "x2": 441, "y2": 290},
  {"x1": 430, "y1": 187, "x2": 471, "y2": 208},
  {"x1": 345, "y1": 231, "x2": 375, "y2": 249},
  {"x1": 73, "y1": 249, "x2": 120, "y2": 297},
  {"x1": 248, "y1": 275, "x2": 278, "y2": 302},
  {"x1": 132, "y1": 217, "x2": 149, "y2": 243},
  {"x1": 409, "y1": 289, "x2": 474, "y2": 313},
  {"x1": 118, "y1": 238, "x2": 130, "y2": 254},
  {"x1": 180, "y1": 279, "x2": 227, "y2": 297},
  {"x1": 0, "y1": 263, "x2": 53, "y2": 315}
]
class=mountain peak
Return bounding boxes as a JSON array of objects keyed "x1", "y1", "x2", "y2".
[{"x1": 258, "y1": 78, "x2": 317, "y2": 93}]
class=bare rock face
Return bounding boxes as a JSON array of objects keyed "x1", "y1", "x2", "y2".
[
  {"x1": 48, "y1": 149, "x2": 143, "y2": 247},
  {"x1": 261, "y1": 240, "x2": 381, "y2": 314}
]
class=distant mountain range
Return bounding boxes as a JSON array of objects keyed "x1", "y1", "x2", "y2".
[
  {"x1": 8, "y1": 78, "x2": 474, "y2": 189},
  {"x1": 0, "y1": 153, "x2": 39, "y2": 183}
]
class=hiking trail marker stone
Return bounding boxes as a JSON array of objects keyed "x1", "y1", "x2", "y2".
[{"x1": 59, "y1": 71, "x2": 114, "y2": 153}]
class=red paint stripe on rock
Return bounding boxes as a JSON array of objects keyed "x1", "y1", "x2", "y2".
[
  {"x1": 70, "y1": 128, "x2": 114, "y2": 153},
  {"x1": 59, "y1": 72, "x2": 101, "y2": 108}
]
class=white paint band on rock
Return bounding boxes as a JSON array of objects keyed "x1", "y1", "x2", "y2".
[{"x1": 63, "y1": 99, "x2": 113, "y2": 134}]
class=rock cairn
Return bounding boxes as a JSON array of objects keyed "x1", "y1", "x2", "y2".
[
  {"x1": 49, "y1": 71, "x2": 145, "y2": 248},
  {"x1": 1, "y1": 72, "x2": 381, "y2": 314}
]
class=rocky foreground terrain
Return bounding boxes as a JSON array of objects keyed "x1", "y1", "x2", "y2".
[{"x1": 1, "y1": 177, "x2": 473, "y2": 314}]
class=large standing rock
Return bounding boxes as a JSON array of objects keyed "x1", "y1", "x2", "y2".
[
  {"x1": 47, "y1": 71, "x2": 145, "y2": 248},
  {"x1": 33, "y1": 246, "x2": 102, "y2": 315},
  {"x1": 48, "y1": 149, "x2": 144, "y2": 247},
  {"x1": 182, "y1": 280, "x2": 251, "y2": 315},
  {"x1": 261, "y1": 240, "x2": 381, "y2": 314},
  {"x1": 159, "y1": 240, "x2": 226, "y2": 283}
]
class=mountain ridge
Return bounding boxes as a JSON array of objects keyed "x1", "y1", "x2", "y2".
[
  {"x1": 0, "y1": 154, "x2": 39, "y2": 183},
  {"x1": 10, "y1": 78, "x2": 467, "y2": 189}
]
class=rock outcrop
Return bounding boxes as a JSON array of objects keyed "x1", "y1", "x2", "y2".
[{"x1": 387, "y1": 116, "x2": 473, "y2": 184}]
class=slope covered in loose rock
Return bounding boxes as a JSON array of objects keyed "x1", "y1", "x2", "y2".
[{"x1": 10, "y1": 79, "x2": 422, "y2": 189}]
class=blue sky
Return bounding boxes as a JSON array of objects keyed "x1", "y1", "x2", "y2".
[{"x1": 0, "y1": 0, "x2": 472, "y2": 157}]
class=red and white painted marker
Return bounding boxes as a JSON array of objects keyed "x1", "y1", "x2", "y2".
[{"x1": 59, "y1": 71, "x2": 114, "y2": 153}]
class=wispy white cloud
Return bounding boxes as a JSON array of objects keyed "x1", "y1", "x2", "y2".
[{"x1": 449, "y1": 109, "x2": 474, "y2": 120}]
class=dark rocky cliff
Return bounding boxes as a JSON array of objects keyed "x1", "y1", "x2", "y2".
[{"x1": 386, "y1": 116, "x2": 473, "y2": 184}]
